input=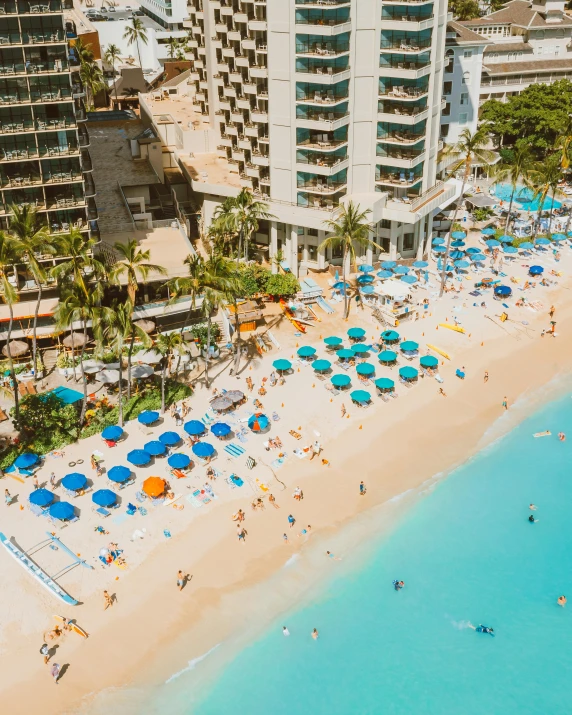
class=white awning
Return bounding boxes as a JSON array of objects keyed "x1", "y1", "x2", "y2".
[{"x1": 378, "y1": 281, "x2": 411, "y2": 299}]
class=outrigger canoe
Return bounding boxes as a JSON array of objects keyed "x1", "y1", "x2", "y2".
[
  {"x1": 426, "y1": 344, "x2": 451, "y2": 360},
  {"x1": 280, "y1": 300, "x2": 307, "y2": 333}
]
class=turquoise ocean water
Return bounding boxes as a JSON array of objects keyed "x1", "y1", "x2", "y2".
[{"x1": 90, "y1": 391, "x2": 572, "y2": 715}]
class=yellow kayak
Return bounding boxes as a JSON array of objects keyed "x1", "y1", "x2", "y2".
[
  {"x1": 426, "y1": 344, "x2": 451, "y2": 360},
  {"x1": 439, "y1": 323, "x2": 466, "y2": 334}
]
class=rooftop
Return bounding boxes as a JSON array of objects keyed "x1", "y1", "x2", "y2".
[
  {"x1": 484, "y1": 41, "x2": 533, "y2": 52},
  {"x1": 141, "y1": 94, "x2": 211, "y2": 131},
  {"x1": 446, "y1": 20, "x2": 489, "y2": 45},
  {"x1": 461, "y1": 0, "x2": 572, "y2": 28},
  {"x1": 483, "y1": 56, "x2": 572, "y2": 73},
  {"x1": 180, "y1": 153, "x2": 242, "y2": 190}
]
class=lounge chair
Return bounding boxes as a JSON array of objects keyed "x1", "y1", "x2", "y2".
[
  {"x1": 135, "y1": 491, "x2": 147, "y2": 503},
  {"x1": 455, "y1": 368, "x2": 465, "y2": 379},
  {"x1": 94, "y1": 506, "x2": 111, "y2": 518}
]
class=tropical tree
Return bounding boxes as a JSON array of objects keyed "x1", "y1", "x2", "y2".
[
  {"x1": 8, "y1": 204, "x2": 55, "y2": 382},
  {"x1": 123, "y1": 18, "x2": 148, "y2": 70},
  {"x1": 450, "y1": 0, "x2": 480, "y2": 19},
  {"x1": 212, "y1": 189, "x2": 275, "y2": 261},
  {"x1": 73, "y1": 37, "x2": 95, "y2": 65},
  {"x1": 493, "y1": 145, "x2": 535, "y2": 232},
  {"x1": 319, "y1": 202, "x2": 380, "y2": 319},
  {"x1": 201, "y1": 254, "x2": 233, "y2": 387},
  {"x1": 526, "y1": 154, "x2": 564, "y2": 237},
  {"x1": 165, "y1": 37, "x2": 181, "y2": 59},
  {"x1": 79, "y1": 60, "x2": 105, "y2": 110},
  {"x1": 440, "y1": 126, "x2": 496, "y2": 296},
  {"x1": 104, "y1": 43, "x2": 122, "y2": 106},
  {"x1": 50, "y1": 229, "x2": 106, "y2": 296},
  {"x1": 0, "y1": 231, "x2": 22, "y2": 419},
  {"x1": 110, "y1": 238, "x2": 166, "y2": 304},
  {"x1": 155, "y1": 332, "x2": 184, "y2": 413}
]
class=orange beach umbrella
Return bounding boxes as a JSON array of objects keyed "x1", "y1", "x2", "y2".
[{"x1": 143, "y1": 476, "x2": 166, "y2": 498}]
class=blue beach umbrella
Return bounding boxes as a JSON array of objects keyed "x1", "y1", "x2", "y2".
[
  {"x1": 494, "y1": 285, "x2": 512, "y2": 298},
  {"x1": 535, "y1": 238, "x2": 551, "y2": 245},
  {"x1": 378, "y1": 350, "x2": 397, "y2": 364},
  {"x1": 400, "y1": 340, "x2": 419, "y2": 352},
  {"x1": 420, "y1": 355, "x2": 439, "y2": 368},
  {"x1": 297, "y1": 346, "x2": 316, "y2": 358},
  {"x1": 356, "y1": 362, "x2": 375, "y2": 376},
  {"x1": 357, "y1": 274, "x2": 374, "y2": 285},
  {"x1": 336, "y1": 348, "x2": 354, "y2": 360},
  {"x1": 350, "y1": 389, "x2": 371, "y2": 404},
  {"x1": 451, "y1": 231, "x2": 466, "y2": 240},
  {"x1": 503, "y1": 246, "x2": 518, "y2": 254},
  {"x1": 144, "y1": 440, "x2": 166, "y2": 457},
  {"x1": 168, "y1": 453, "x2": 191, "y2": 469},
  {"x1": 312, "y1": 359, "x2": 332, "y2": 372},
  {"x1": 381, "y1": 330, "x2": 400, "y2": 343},
  {"x1": 518, "y1": 242, "x2": 533, "y2": 250},
  {"x1": 401, "y1": 275, "x2": 418, "y2": 284},
  {"x1": 127, "y1": 449, "x2": 151, "y2": 466},
  {"x1": 529, "y1": 265, "x2": 544, "y2": 276},
  {"x1": 92, "y1": 489, "x2": 117, "y2": 508},
  {"x1": 451, "y1": 240, "x2": 465, "y2": 248},
  {"x1": 413, "y1": 261, "x2": 428, "y2": 268},
  {"x1": 381, "y1": 260, "x2": 396, "y2": 269},
  {"x1": 466, "y1": 247, "x2": 480, "y2": 254},
  {"x1": 29, "y1": 489, "x2": 54, "y2": 507},
  {"x1": 432, "y1": 237, "x2": 445, "y2": 245},
  {"x1": 377, "y1": 270, "x2": 393, "y2": 279},
  {"x1": 107, "y1": 465, "x2": 131, "y2": 483},
  {"x1": 333, "y1": 281, "x2": 350, "y2": 291},
  {"x1": 481, "y1": 227, "x2": 496, "y2": 236},
  {"x1": 471, "y1": 253, "x2": 486, "y2": 262},
  {"x1": 552, "y1": 233, "x2": 566, "y2": 242},
  {"x1": 498, "y1": 235, "x2": 512, "y2": 243},
  {"x1": 375, "y1": 377, "x2": 395, "y2": 392},
  {"x1": 399, "y1": 366, "x2": 419, "y2": 381},
  {"x1": 138, "y1": 410, "x2": 159, "y2": 426},
  {"x1": 324, "y1": 336, "x2": 343, "y2": 347},
  {"x1": 450, "y1": 250, "x2": 465, "y2": 260},
  {"x1": 347, "y1": 327, "x2": 366, "y2": 339},
  {"x1": 331, "y1": 374, "x2": 351, "y2": 388},
  {"x1": 358, "y1": 264, "x2": 374, "y2": 273},
  {"x1": 351, "y1": 344, "x2": 369, "y2": 354},
  {"x1": 101, "y1": 425, "x2": 123, "y2": 441},
  {"x1": 184, "y1": 420, "x2": 206, "y2": 436},
  {"x1": 62, "y1": 472, "x2": 87, "y2": 491},
  {"x1": 14, "y1": 453, "x2": 38, "y2": 469},
  {"x1": 158, "y1": 431, "x2": 180, "y2": 446},
  {"x1": 432, "y1": 246, "x2": 446, "y2": 254},
  {"x1": 273, "y1": 359, "x2": 292, "y2": 372},
  {"x1": 455, "y1": 260, "x2": 469, "y2": 268},
  {"x1": 192, "y1": 441, "x2": 216, "y2": 457},
  {"x1": 49, "y1": 501, "x2": 75, "y2": 521},
  {"x1": 486, "y1": 239, "x2": 501, "y2": 248},
  {"x1": 211, "y1": 422, "x2": 231, "y2": 438},
  {"x1": 247, "y1": 414, "x2": 270, "y2": 433},
  {"x1": 393, "y1": 265, "x2": 409, "y2": 275},
  {"x1": 361, "y1": 285, "x2": 375, "y2": 295}
]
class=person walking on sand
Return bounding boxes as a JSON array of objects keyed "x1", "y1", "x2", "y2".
[
  {"x1": 177, "y1": 570, "x2": 187, "y2": 591},
  {"x1": 313, "y1": 439, "x2": 321, "y2": 457},
  {"x1": 341, "y1": 403, "x2": 346, "y2": 418},
  {"x1": 283, "y1": 533, "x2": 289, "y2": 544},
  {"x1": 502, "y1": 396, "x2": 508, "y2": 410},
  {"x1": 360, "y1": 481, "x2": 366, "y2": 496},
  {"x1": 4, "y1": 488, "x2": 13, "y2": 505},
  {"x1": 326, "y1": 551, "x2": 341, "y2": 561},
  {"x1": 49, "y1": 472, "x2": 57, "y2": 488},
  {"x1": 237, "y1": 525, "x2": 247, "y2": 542},
  {"x1": 439, "y1": 388, "x2": 447, "y2": 397},
  {"x1": 288, "y1": 514, "x2": 296, "y2": 529},
  {"x1": 268, "y1": 494, "x2": 279, "y2": 509},
  {"x1": 484, "y1": 371, "x2": 489, "y2": 383},
  {"x1": 40, "y1": 643, "x2": 50, "y2": 665},
  {"x1": 103, "y1": 590, "x2": 113, "y2": 610},
  {"x1": 33, "y1": 476, "x2": 39, "y2": 490},
  {"x1": 50, "y1": 663, "x2": 60, "y2": 684},
  {"x1": 549, "y1": 305, "x2": 555, "y2": 319}
]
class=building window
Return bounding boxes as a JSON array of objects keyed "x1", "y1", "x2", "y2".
[
  {"x1": 443, "y1": 81, "x2": 452, "y2": 95},
  {"x1": 462, "y1": 71, "x2": 470, "y2": 85},
  {"x1": 459, "y1": 112, "x2": 468, "y2": 125},
  {"x1": 378, "y1": 235, "x2": 390, "y2": 253},
  {"x1": 441, "y1": 123, "x2": 450, "y2": 137},
  {"x1": 297, "y1": 226, "x2": 304, "y2": 235},
  {"x1": 308, "y1": 244, "x2": 318, "y2": 261},
  {"x1": 402, "y1": 233, "x2": 414, "y2": 252},
  {"x1": 380, "y1": 219, "x2": 391, "y2": 229},
  {"x1": 460, "y1": 92, "x2": 469, "y2": 105},
  {"x1": 307, "y1": 228, "x2": 318, "y2": 237},
  {"x1": 463, "y1": 50, "x2": 473, "y2": 58},
  {"x1": 445, "y1": 49, "x2": 454, "y2": 73},
  {"x1": 442, "y1": 102, "x2": 451, "y2": 116}
]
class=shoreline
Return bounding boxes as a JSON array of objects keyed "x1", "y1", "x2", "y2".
[{"x1": 2, "y1": 286, "x2": 572, "y2": 715}]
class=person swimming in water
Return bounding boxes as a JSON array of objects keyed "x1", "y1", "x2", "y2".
[
  {"x1": 528, "y1": 514, "x2": 538, "y2": 523},
  {"x1": 393, "y1": 580, "x2": 405, "y2": 591},
  {"x1": 469, "y1": 624, "x2": 495, "y2": 636}
]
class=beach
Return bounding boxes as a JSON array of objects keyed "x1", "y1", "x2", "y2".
[{"x1": 0, "y1": 245, "x2": 571, "y2": 714}]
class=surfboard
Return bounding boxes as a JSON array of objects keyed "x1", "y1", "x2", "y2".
[
  {"x1": 438, "y1": 323, "x2": 466, "y2": 334},
  {"x1": 54, "y1": 615, "x2": 89, "y2": 638},
  {"x1": 533, "y1": 431, "x2": 551, "y2": 438},
  {"x1": 426, "y1": 344, "x2": 451, "y2": 360}
]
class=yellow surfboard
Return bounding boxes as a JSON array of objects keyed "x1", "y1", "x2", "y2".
[
  {"x1": 426, "y1": 344, "x2": 451, "y2": 360},
  {"x1": 438, "y1": 323, "x2": 466, "y2": 334}
]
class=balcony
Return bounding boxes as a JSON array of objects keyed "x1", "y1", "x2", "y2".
[
  {"x1": 296, "y1": 108, "x2": 350, "y2": 131},
  {"x1": 0, "y1": 91, "x2": 30, "y2": 104},
  {"x1": 380, "y1": 14, "x2": 434, "y2": 31},
  {"x1": 297, "y1": 137, "x2": 348, "y2": 152},
  {"x1": 296, "y1": 41, "x2": 350, "y2": 58},
  {"x1": 83, "y1": 171, "x2": 95, "y2": 197},
  {"x1": 380, "y1": 39, "x2": 432, "y2": 54},
  {"x1": 376, "y1": 146, "x2": 425, "y2": 169},
  {"x1": 297, "y1": 178, "x2": 347, "y2": 194},
  {"x1": 245, "y1": 123, "x2": 259, "y2": 137},
  {"x1": 296, "y1": 153, "x2": 349, "y2": 176},
  {"x1": 295, "y1": 12, "x2": 351, "y2": 36},
  {"x1": 238, "y1": 137, "x2": 251, "y2": 150},
  {"x1": 250, "y1": 65, "x2": 268, "y2": 79},
  {"x1": 21, "y1": 29, "x2": 65, "y2": 45},
  {"x1": 250, "y1": 109, "x2": 268, "y2": 122},
  {"x1": 294, "y1": 64, "x2": 351, "y2": 84},
  {"x1": 382, "y1": 0, "x2": 434, "y2": 4},
  {"x1": 245, "y1": 163, "x2": 260, "y2": 178},
  {"x1": 376, "y1": 170, "x2": 422, "y2": 187},
  {"x1": 80, "y1": 149, "x2": 92, "y2": 172},
  {"x1": 379, "y1": 57, "x2": 431, "y2": 79},
  {"x1": 0, "y1": 32, "x2": 21, "y2": 45},
  {"x1": 39, "y1": 142, "x2": 79, "y2": 157},
  {"x1": 379, "y1": 84, "x2": 428, "y2": 101},
  {"x1": 378, "y1": 101, "x2": 428, "y2": 125},
  {"x1": 295, "y1": 0, "x2": 350, "y2": 6},
  {"x1": 239, "y1": 174, "x2": 253, "y2": 189},
  {"x1": 13, "y1": 1, "x2": 73, "y2": 15},
  {"x1": 43, "y1": 169, "x2": 82, "y2": 185},
  {"x1": 296, "y1": 90, "x2": 349, "y2": 106},
  {"x1": 30, "y1": 86, "x2": 71, "y2": 103},
  {"x1": 378, "y1": 128, "x2": 425, "y2": 145},
  {"x1": 217, "y1": 145, "x2": 229, "y2": 158},
  {"x1": 1, "y1": 144, "x2": 38, "y2": 160},
  {"x1": 249, "y1": 20, "x2": 267, "y2": 31},
  {"x1": 251, "y1": 151, "x2": 269, "y2": 167},
  {"x1": 1, "y1": 172, "x2": 42, "y2": 188}
]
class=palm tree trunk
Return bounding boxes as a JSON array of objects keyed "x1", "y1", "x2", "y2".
[
  {"x1": 113, "y1": 61, "x2": 118, "y2": 105},
  {"x1": 505, "y1": 186, "x2": 516, "y2": 233},
  {"x1": 244, "y1": 228, "x2": 249, "y2": 262},
  {"x1": 548, "y1": 191, "x2": 555, "y2": 234},
  {"x1": 233, "y1": 298, "x2": 241, "y2": 373},
  {"x1": 117, "y1": 346, "x2": 123, "y2": 427},
  {"x1": 205, "y1": 312, "x2": 211, "y2": 388},
  {"x1": 136, "y1": 38, "x2": 142, "y2": 70},
  {"x1": 342, "y1": 245, "x2": 349, "y2": 320},
  {"x1": 32, "y1": 276, "x2": 42, "y2": 383},
  {"x1": 6, "y1": 302, "x2": 19, "y2": 421},
  {"x1": 160, "y1": 360, "x2": 166, "y2": 413},
  {"x1": 127, "y1": 330, "x2": 135, "y2": 400},
  {"x1": 79, "y1": 319, "x2": 88, "y2": 426},
  {"x1": 237, "y1": 226, "x2": 243, "y2": 263},
  {"x1": 440, "y1": 163, "x2": 469, "y2": 297}
]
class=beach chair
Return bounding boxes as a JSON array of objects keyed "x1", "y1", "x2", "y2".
[
  {"x1": 94, "y1": 506, "x2": 111, "y2": 518},
  {"x1": 272, "y1": 411, "x2": 280, "y2": 421},
  {"x1": 455, "y1": 368, "x2": 465, "y2": 380},
  {"x1": 325, "y1": 383, "x2": 340, "y2": 396},
  {"x1": 135, "y1": 491, "x2": 146, "y2": 503},
  {"x1": 202, "y1": 412, "x2": 214, "y2": 426},
  {"x1": 29, "y1": 503, "x2": 48, "y2": 517}
]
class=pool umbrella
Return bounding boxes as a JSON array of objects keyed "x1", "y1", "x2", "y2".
[
  {"x1": 481, "y1": 227, "x2": 496, "y2": 236},
  {"x1": 451, "y1": 240, "x2": 465, "y2": 248},
  {"x1": 133, "y1": 349, "x2": 162, "y2": 365},
  {"x1": 130, "y1": 364, "x2": 154, "y2": 379},
  {"x1": 451, "y1": 231, "x2": 466, "y2": 239},
  {"x1": 376, "y1": 269, "x2": 393, "y2": 279},
  {"x1": 347, "y1": 327, "x2": 366, "y2": 339},
  {"x1": 168, "y1": 453, "x2": 191, "y2": 469},
  {"x1": 273, "y1": 359, "x2": 292, "y2": 372},
  {"x1": 529, "y1": 265, "x2": 544, "y2": 276},
  {"x1": 399, "y1": 366, "x2": 418, "y2": 381},
  {"x1": 211, "y1": 396, "x2": 233, "y2": 412},
  {"x1": 143, "y1": 477, "x2": 165, "y2": 498},
  {"x1": 62, "y1": 472, "x2": 87, "y2": 491},
  {"x1": 297, "y1": 346, "x2": 316, "y2": 358},
  {"x1": 381, "y1": 330, "x2": 400, "y2": 344},
  {"x1": 535, "y1": 238, "x2": 551, "y2": 245},
  {"x1": 494, "y1": 285, "x2": 512, "y2": 297},
  {"x1": 413, "y1": 261, "x2": 428, "y2": 268},
  {"x1": 49, "y1": 501, "x2": 75, "y2": 521},
  {"x1": 102, "y1": 425, "x2": 123, "y2": 441},
  {"x1": 470, "y1": 253, "x2": 486, "y2": 262},
  {"x1": 336, "y1": 349, "x2": 354, "y2": 360},
  {"x1": 225, "y1": 390, "x2": 244, "y2": 403},
  {"x1": 400, "y1": 341, "x2": 419, "y2": 352},
  {"x1": 159, "y1": 431, "x2": 180, "y2": 446},
  {"x1": 108, "y1": 465, "x2": 131, "y2": 483},
  {"x1": 29, "y1": 489, "x2": 54, "y2": 507},
  {"x1": 247, "y1": 413, "x2": 270, "y2": 433},
  {"x1": 356, "y1": 363, "x2": 375, "y2": 376},
  {"x1": 82, "y1": 364, "x2": 102, "y2": 375},
  {"x1": 361, "y1": 285, "x2": 375, "y2": 294},
  {"x1": 313, "y1": 359, "x2": 331, "y2": 372},
  {"x1": 420, "y1": 355, "x2": 439, "y2": 368},
  {"x1": 486, "y1": 239, "x2": 501, "y2": 248},
  {"x1": 350, "y1": 389, "x2": 371, "y2": 404},
  {"x1": 466, "y1": 247, "x2": 481, "y2": 254},
  {"x1": 401, "y1": 275, "x2": 418, "y2": 284},
  {"x1": 82, "y1": 359, "x2": 104, "y2": 370},
  {"x1": 333, "y1": 281, "x2": 350, "y2": 291},
  {"x1": 92, "y1": 489, "x2": 117, "y2": 508},
  {"x1": 393, "y1": 265, "x2": 409, "y2": 275},
  {"x1": 96, "y1": 369, "x2": 120, "y2": 384},
  {"x1": 357, "y1": 274, "x2": 374, "y2": 284},
  {"x1": 375, "y1": 377, "x2": 395, "y2": 392},
  {"x1": 14, "y1": 453, "x2": 38, "y2": 469},
  {"x1": 450, "y1": 251, "x2": 465, "y2": 260},
  {"x1": 381, "y1": 261, "x2": 396, "y2": 269},
  {"x1": 324, "y1": 336, "x2": 342, "y2": 347},
  {"x1": 432, "y1": 246, "x2": 446, "y2": 253},
  {"x1": 127, "y1": 449, "x2": 151, "y2": 466},
  {"x1": 144, "y1": 440, "x2": 167, "y2": 456},
  {"x1": 211, "y1": 422, "x2": 231, "y2": 438},
  {"x1": 134, "y1": 319, "x2": 155, "y2": 334},
  {"x1": 499, "y1": 235, "x2": 513, "y2": 243},
  {"x1": 351, "y1": 344, "x2": 369, "y2": 355},
  {"x1": 138, "y1": 410, "x2": 159, "y2": 425},
  {"x1": 63, "y1": 332, "x2": 88, "y2": 348},
  {"x1": 432, "y1": 238, "x2": 445, "y2": 245},
  {"x1": 331, "y1": 374, "x2": 351, "y2": 388},
  {"x1": 184, "y1": 420, "x2": 206, "y2": 436},
  {"x1": 378, "y1": 350, "x2": 397, "y2": 364},
  {"x1": 503, "y1": 246, "x2": 518, "y2": 254},
  {"x1": 552, "y1": 233, "x2": 566, "y2": 242},
  {"x1": 518, "y1": 242, "x2": 533, "y2": 250},
  {"x1": 455, "y1": 260, "x2": 469, "y2": 268},
  {"x1": 192, "y1": 441, "x2": 216, "y2": 457},
  {"x1": 358, "y1": 264, "x2": 374, "y2": 273}
]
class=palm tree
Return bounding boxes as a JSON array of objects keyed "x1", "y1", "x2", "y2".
[
  {"x1": 73, "y1": 37, "x2": 95, "y2": 65},
  {"x1": 526, "y1": 154, "x2": 563, "y2": 237},
  {"x1": 104, "y1": 43, "x2": 122, "y2": 106},
  {"x1": 109, "y1": 238, "x2": 166, "y2": 304},
  {"x1": 155, "y1": 332, "x2": 184, "y2": 414},
  {"x1": 165, "y1": 37, "x2": 180, "y2": 59},
  {"x1": 493, "y1": 145, "x2": 534, "y2": 233},
  {"x1": 439, "y1": 126, "x2": 496, "y2": 296},
  {"x1": 0, "y1": 231, "x2": 22, "y2": 419},
  {"x1": 123, "y1": 18, "x2": 148, "y2": 70},
  {"x1": 319, "y1": 202, "x2": 380, "y2": 319},
  {"x1": 50, "y1": 229, "x2": 106, "y2": 296},
  {"x1": 79, "y1": 60, "x2": 105, "y2": 111},
  {"x1": 212, "y1": 189, "x2": 275, "y2": 261},
  {"x1": 201, "y1": 254, "x2": 233, "y2": 387},
  {"x1": 167, "y1": 254, "x2": 208, "y2": 335}
]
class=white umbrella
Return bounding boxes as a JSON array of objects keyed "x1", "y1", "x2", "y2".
[
  {"x1": 82, "y1": 359, "x2": 104, "y2": 369},
  {"x1": 104, "y1": 362, "x2": 121, "y2": 370},
  {"x1": 130, "y1": 364, "x2": 154, "y2": 379},
  {"x1": 134, "y1": 349, "x2": 162, "y2": 365},
  {"x1": 82, "y1": 365, "x2": 102, "y2": 375},
  {"x1": 96, "y1": 369, "x2": 120, "y2": 384}
]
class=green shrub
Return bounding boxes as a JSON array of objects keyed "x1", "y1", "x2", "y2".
[
  {"x1": 190, "y1": 323, "x2": 221, "y2": 347},
  {"x1": 265, "y1": 273, "x2": 300, "y2": 297},
  {"x1": 472, "y1": 207, "x2": 494, "y2": 222}
]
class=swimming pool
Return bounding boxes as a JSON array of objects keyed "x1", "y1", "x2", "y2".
[{"x1": 492, "y1": 183, "x2": 561, "y2": 212}]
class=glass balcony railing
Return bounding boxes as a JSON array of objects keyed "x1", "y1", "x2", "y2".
[
  {"x1": 295, "y1": 0, "x2": 350, "y2": 5},
  {"x1": 296, "y1": 152, "x2": 348, "y2": 167},
  {"x1": 376, "y1": 169, "x2": 423, "y2": 185},
  {"x1": 0, "y1": 33, "x2": 22, "y2": 45},
  {"x1": 379, "y1": 83, "x2": 429, "y2": 99},
  {"x1": 22, "y1": 30, "x2": 65, "y2": 44},
  {"x1": 1, "y1": 143, "x2": 38, "y2": 159},
  {"x1": 0, "y1": 91, "x2": 30, "y2": 103},
  {"x1": 39, "y1": 142, "x2": 78, "y2": 157},
  {"x1": 378, "y1": 100, "x2": 427, "y2": 116},
  {"x1": 378, "y1": 128, "x2": 425, "y2": 143},
  {"x1": 0, "y1": 118, "x2": 34, "y2": 132},
  {"x1": 380, "y1": 39, "x2": 432, "y2": 52},
  {"x1": 297, "y1": 136, "x2": 347, "y2": 150},
  {"x1": 295, "y1": 60, "x2": 349, "y2": 76},
  {"x1": 296, "y1": 90, "x2": 349, "y2": 104},
  {"x1": 30, "y1": 87, "x2": 71, "y2": 102},
  {"x1": 295, "y1": 10, "x2": 350, "y2": 25},
  {"x1": 296, "y1": 41, "x2": 350, "y2": 56},
  {"x1": 377, "y1": 146, "x2": 424, "y2": 160},
  {"x1": 296, "y1": 108, "x2": 349, "y2": 122},
  {"x1": 380, "y1": 56, "x2": 430, "y2": 70}
]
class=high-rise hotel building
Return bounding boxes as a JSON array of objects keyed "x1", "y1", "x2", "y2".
[
  {"x1": 171, "y1": 0, "x2": 459, "y2": 275},
  {"x1": 0, "y1": 0, "x2": 97, "y2": 241}
]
